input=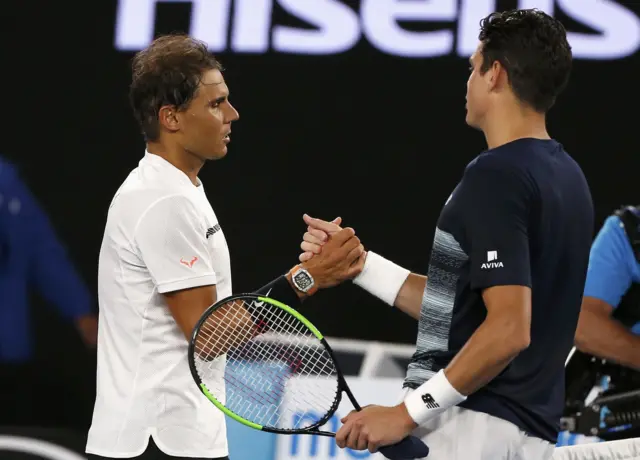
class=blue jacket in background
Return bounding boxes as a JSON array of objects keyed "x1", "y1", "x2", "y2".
[
  {"x1": 583, "y1": 212, "x2": 640, "y2": 334},
  {"x1": 0, "y1": 157, "x2": 92, "y2": 362}
]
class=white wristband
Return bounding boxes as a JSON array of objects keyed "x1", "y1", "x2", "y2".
[
  {"x1": 352, "y1": 251, "x2": 410, "y2": 306},
  {"x1": 403, "y1": 370, "x2": 467, "y2": 425}
]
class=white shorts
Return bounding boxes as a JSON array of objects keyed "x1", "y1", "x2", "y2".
[{"x1": 402, "y1": 389, "x2": 555, "y2": 460}]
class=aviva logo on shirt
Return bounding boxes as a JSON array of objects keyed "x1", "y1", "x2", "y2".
[{"x1": 481, "y1": 250, "x2": 504, "y2": 269}]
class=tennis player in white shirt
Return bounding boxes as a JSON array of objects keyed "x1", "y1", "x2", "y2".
[{"x1": 85, "y1": 34, "x2": 365, "y2": 460}]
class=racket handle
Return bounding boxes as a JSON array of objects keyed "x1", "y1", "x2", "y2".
[{"x1": 378, "y1": 435, "x2": 429, "y2": 459}]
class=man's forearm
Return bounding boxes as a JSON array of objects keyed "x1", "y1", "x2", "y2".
[
  {"x1": 576, "y1": 309, "x2": 640, "y2": 370},
  {"x1": 444, "y1": 317, "x2": 529, "y2": 396},
  {"x1": 352, "y1": 251, "x2": 424, "y2": 320},
  {"x1": 401, "y1": 314, "x2": 527, "y2": 425},
  {"x1": 393, "y1": 273, "x2": 427, "y2": 320}
]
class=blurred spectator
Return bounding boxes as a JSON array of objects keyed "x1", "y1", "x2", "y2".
[
  {"x1": 575, "y1": 205, "x2": 640, "y2": 369},
  {"x1": 0, "y1": 156, "x2": 97, "y2": 427}
]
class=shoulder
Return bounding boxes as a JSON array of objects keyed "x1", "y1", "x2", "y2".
[
  {"x1": 588, "y1": 214, "x2": 640, "y2": 284},
  {"x1": 108, "y1": 184, "x2": 202, "y2": 237},
  {"x1": 592, "y1": 214, "x2": 640, "y2": 273},
  {"x1": 139, "y1": 192, "x2": 201, "y2": 223},
  {"x1": 0, "y1": 157, "x2": 16, "y2": 174},
  {"x1": 113, "y1": 167, "x2": 200, "y2": 213},
  {"x1": 462, "y1": 151, "x2": 532, "y2": 194},
  {"x1": 466, "y1": 150, "x2": 523, "y2": 174},
  {"x1": 599, "y1": 212, "x2": 640, "y2": 246},
  {"x1": 128, "y1": 192, "x2": 206, "y2": 244},
  {"x1": 601, "y1": 214, "x2": 625, "y2": 236},
  {"x1": 0, "y1": 158, "x2": 20, "y2": 187},
  {"x1": 592, "y1": 215, "x2": 626, "y2": 253},
  {"x1": 597, "y1": 213, "x2": 638, "y2": 256}
]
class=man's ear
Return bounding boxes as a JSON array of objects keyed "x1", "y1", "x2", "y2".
[
  {"x1": 158, "y1": 105, "x2": 180, "y2": 133},
  {"x1": 486, "y1": 60, "x2": 508, "y2": 92}
]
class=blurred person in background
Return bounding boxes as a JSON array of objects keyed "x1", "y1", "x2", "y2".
[
  {"x1": 560, "y1": 205, "x2": 640, "y2": 443},
  {"x1": 0, "y1": 155, "x2": 97, "y2": 428},
  {"x1": 574, "y1": 205, "x2": 640, "y2": 368}
]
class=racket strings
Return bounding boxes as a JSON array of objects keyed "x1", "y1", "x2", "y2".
[
  {"x1": 199, "y1": 301, "x2": 338, "y2": 423},
  {"x1": 196, "y1": 308, "x2": 336, "y2": 427},
  {"x1": 193, "y1": 298, "x2": 340, "y2": 430}
]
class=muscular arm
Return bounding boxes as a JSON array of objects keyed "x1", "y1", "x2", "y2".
[
  {"x1": 575, "y1": 296, "x2": 640, "y2": 370},
  {"x1": 164, "y1": 284, "x2": 217, "y2": 341},
  {"x1": 445, "y1": 285, "x2": 530, "y2": 395},
  {"x1": 165, "y1": 284, "x2": 257, "y2": 360},
  {"x1": 393, "y1": 273, "x2": 427, "y2": 320}
]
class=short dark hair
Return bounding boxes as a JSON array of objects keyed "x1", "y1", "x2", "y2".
[
  {"x1": 478, "y1": 9, "x2": 572, "y2": 113},
  {"x1": 129, "y1": 34, "x2": 222, "y2": 142}
]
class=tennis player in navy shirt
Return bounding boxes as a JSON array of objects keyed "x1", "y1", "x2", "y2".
[{"x1": 299, "y1": 9, "x2": 594, "y2": 460}]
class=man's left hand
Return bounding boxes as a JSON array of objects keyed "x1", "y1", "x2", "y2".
[
  {"x1": 76, "y1": 314, "x2": 98, "y2": 348},
  {"x1": 336, "y1": 404, "x2": 417, "y2": 454}
]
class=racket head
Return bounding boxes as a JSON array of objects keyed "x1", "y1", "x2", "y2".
[{"x1": 187, "y1": 293, "x2": 343, "y2": 434}]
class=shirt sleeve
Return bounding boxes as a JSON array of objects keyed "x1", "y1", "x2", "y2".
[
  {"x1": 583, "y1": 215, "x2": 635, "y2": 308},
  {"x1": 134, "y1": 194, "x2": 217, "y2": 294},
  {"x1": 457, "y1": 162, "x2": 532, "y2": 291}
]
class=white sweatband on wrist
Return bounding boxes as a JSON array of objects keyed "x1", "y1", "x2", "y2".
[
  {"x1": 403, "y1": 370, "x2": 467, "y2": 425},
  {"x1": 352, "y1": 251, "x2": 410, "y2": 306}
]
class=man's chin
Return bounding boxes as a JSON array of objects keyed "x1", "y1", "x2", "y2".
[
  {"x1": 465, "y1": 113, "x2": 480, "y2": 130},
  {"x1": 206, "y1": 147, "x2": 228, "y2": 161}
]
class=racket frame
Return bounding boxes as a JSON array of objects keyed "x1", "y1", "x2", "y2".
[{"x1": 187, "y1": 292, "x2": 360, "y2": 436}]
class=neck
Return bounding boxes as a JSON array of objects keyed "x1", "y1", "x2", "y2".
[
  {"x1": 146, "y1": 141, "x2": 204, "y2": 186},
  {"x1": 481, "y1": 102, "x2": 550, "y2": 150}
]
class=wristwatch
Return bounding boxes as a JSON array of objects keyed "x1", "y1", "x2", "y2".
[{"x1": 289, "y1": 265, "x2": 318, "y2": 295}]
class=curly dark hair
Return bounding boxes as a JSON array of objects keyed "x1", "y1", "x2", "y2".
[
  {"x1": 129, "y1": 34, "x2": 223, "y2": 142},
  {"x1": 479, "y1": 9, "x2": 572, "y2": 113}
]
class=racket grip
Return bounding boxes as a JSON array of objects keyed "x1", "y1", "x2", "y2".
[{"x1": 378, "y1": 435, "x2": 429, "y2": 459}]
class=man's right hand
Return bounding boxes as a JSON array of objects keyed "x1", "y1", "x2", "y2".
[
  {"x1": 299, "y1": 214, "x2": 344, "y2": 262},
  {"x1": 299, "y1": 214, "x2": 425, "y2": 320},
  {"x1": 298, "y1": 222, "x2": 366, "y2": 289}
]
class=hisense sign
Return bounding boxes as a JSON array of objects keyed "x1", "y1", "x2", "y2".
[{"x1": 114, "y1": 0, "x2": 640, "y2": 60}]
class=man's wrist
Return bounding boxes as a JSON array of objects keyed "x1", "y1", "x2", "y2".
[
  {"x1": 286, "y1": 264, "x2": 318, "y2": 299},
  {"x1": 396, "y1": 400, "x2": 419, "y2": 431},
  {"x1": 256, "y1": 274, "x2": 304, "y2": 306},
  {"x1": 403, "y1": 369, "x2": 467, "y2": 425},
  {"x1": 285, "y1": 270, "x2": 309, "y2": 300},
  {"x1": 352, "y1": 251, "x2": 410, "y2": 306}
]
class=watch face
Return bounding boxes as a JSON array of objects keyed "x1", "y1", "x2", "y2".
[{"x1": 294, "y1": 271, "x2": 313, "y2": 290}]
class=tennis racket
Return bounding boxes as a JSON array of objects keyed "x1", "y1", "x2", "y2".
[{"x1": 187, "y1": 293, "x2": 429, "y2": 459}]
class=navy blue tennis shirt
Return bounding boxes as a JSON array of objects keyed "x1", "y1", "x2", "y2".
[
  {"x1": 404, "y1": 138, "x2": 594, "y2": 443},
  {"x1": 0, "y1": 157, "x2": 92, "y2": 362}
]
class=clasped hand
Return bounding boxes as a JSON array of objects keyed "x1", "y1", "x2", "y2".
[
  {"x1": 296, "y1": 215, "x2": 418, "y2": 454},
  {"x1": 297, "y1": 214, "x2": 366, "y2": 288}
]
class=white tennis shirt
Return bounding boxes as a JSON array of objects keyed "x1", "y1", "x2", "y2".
[{"x1": 86, "y1": 151, "x2": 232, "y2": 458}]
